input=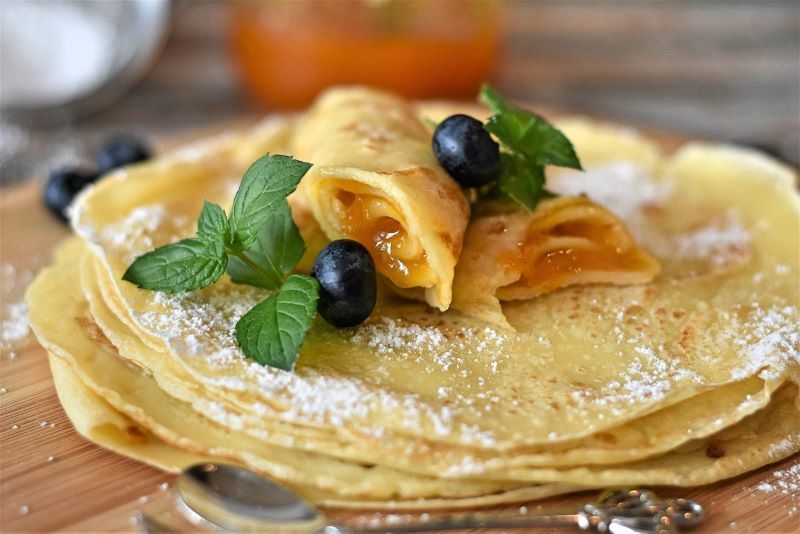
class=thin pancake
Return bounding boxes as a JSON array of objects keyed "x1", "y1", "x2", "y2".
[
  {"x1": 453, "y1": 196, "x2": 660, "y2": 329},
  {"x1": 294, "y1": 87, "x2": 470, "y2": 310}
]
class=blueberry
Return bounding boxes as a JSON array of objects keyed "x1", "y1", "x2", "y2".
[
  {"x1": 432, "y1": 114, "x2": 500, "y2": 188},
  {"x1": 311, "y1": 240, "x2": 377, "y2": 327},
  {"x1": 95, "y1": 135, "x2": 151, "y2": 174},
  {"x1": 43, "y1": 168, "x2": 99, "y2": 223}
]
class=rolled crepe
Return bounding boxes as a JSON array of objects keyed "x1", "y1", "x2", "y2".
[
  {"x1": 453, "y1": 196, "x2": 660, "y2": 328},
  {"x1": 293, "y1": 87, "x2": 470, "y2": 310}
]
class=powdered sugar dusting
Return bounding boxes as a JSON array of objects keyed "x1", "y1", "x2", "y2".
[
  {"x1": 350, "y1": 317, "x2": 507, "y2": 376},
  {"x1": 2, "y1": 301, "x2": 29, "y2": 345},
  {"x1": 730, "y1": 305, "x2": 799, "y2": 382},
  {"x1": 93, "y1": 203, "x2": 192, "y2": 264},
  {"x1": 676, "y1": 210, "x2": 750, "y2": 267},
  {"x1": 550, "y1": 162, "x2": 673, "y2": 223},
  {"x1": 753, "y1": 461, "x2": 800, "y2": 517},
  {"x1": 2, "y1": 262, "x2": 34, "y2": 351}
]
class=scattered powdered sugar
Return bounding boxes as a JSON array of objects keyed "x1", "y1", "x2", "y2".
[
  {"x1": 755, "y1": 463, "x2": 800, "y2": 497},
  {"x1": 767, "y1": 437, "x2": 799, "y2": 459},
  {"x1": 675, "y1": 210, "x2": 750, "y2": 266},
  {"x1": 87, "y1": 202, "x2": 192, "y2": 264},
  {"x1": 2, "y1": 301, "x2": 29, "y2": 345},
  {"x1": 349, "y1": 317, "x2": 507, "y2": 377},
  {"x1": 745, "y1": 460, "x2": 800, "y2": 518},
  {"x1": 1, "y1": 262, "x2": 34, "y2": 352},
  {"x1": 549, "y1": 162, "x2": 673, "y2": 223},
  {"x1": 352, "y1": 317, "x2": 448, "y2": 356},
  {"x1": 138, "y1": 284, "x2": 263, "y2": 365},
  {"x1": 571, "y1": 346, "x2": 703, "y2": 416},
  {"x1": 730, "y1": 304, "x2": 799, "y2": 382},
  {"x1": 550, "y1": 162, "x2": 755, "y2": 273}
]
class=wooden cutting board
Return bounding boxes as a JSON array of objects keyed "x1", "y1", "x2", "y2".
[{"x1": 1, "y1": 124, "x2": 797, "y2": 533}]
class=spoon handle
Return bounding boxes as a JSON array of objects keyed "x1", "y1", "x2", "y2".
[
  {"x1": 324, "y1": 490, "x2": 704, "y2": 534},
  {"x1": 326, "y1": 512, "x2": 581, "y2": 533}
]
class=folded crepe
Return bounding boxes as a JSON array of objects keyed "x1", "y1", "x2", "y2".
[
  {"x1": 293, "y1": 87, "x2": 470, "y2": 310},
  {"x1": 453, "y1": 195, "x2": 661, "y2": 328}
]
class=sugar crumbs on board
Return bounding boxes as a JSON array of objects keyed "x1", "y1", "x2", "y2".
[
  {"x1": 2, "y1": 262, "x2": 35, "y2": 352},
  {"x1": 755, "y1": 463, "x2": 800, "y2": 497}
]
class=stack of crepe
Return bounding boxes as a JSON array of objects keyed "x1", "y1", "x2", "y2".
[{"x1": 28, "y1": 87, "x2": 799, "y2": 509}]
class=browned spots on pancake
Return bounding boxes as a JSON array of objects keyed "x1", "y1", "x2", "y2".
[
  {"x1": 595, "y1": 432, "x2": 618, "y2": 445},
  {"x1": 672, "y1": 309, "x2": 686, "y2": 320},
  {"x1": 75, "y1": 315, "x2": 117, "y2": 354},
  {"x1": 383, "y1": 166, "x2": 434, "y2": 177},
  {"x1": 124, "y1": 425, "x2": 148, "y2": 443},
  {"x1": 438, "y1": 230, "x2": 461, "y2": 258},
  {"x1": 641, "y1": 203, "x2": 666, "y2": 216},
  {"x1": 549, "y1": 401, "x2": 561, "y2": 411},
  {"x1": 625, "y1": 304, "x2": 645, "y2": 315},
  {"x1": 643, "y1": 285, "x2": 660, "y2": 299},
  {"x1": 706, "y1": 439, "x2": 726, "y2": 458},
  {"x1": 679, "y1": 323, "x2": 694, "y2": 351},
  {"x1": 571, "y1": 380, "x2": 588, "y2": 388}
]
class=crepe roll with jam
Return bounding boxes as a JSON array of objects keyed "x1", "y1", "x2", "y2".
[
  {"x1": 294, "y1": 87, "x2": 470, "y2": 310},
  {"x1": 453, "y1": 196, "x2": 661, "y2": 329}
]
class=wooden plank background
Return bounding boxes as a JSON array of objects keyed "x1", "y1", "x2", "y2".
[{"x1": 1, "y1": 0, "x2": 798, "y2": 186}]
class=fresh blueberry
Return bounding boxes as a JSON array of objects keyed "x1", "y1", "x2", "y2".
[
  {"x1": 42, "y1": 167, "x2": 99, "y2": 223},
  {"x1": 432, "y1": 114, "x2": 500, "y2": 188},
  {"x1": 311, "y1": 240, "x2": 377, "y2": 327},
  {"x1": 95, "y1": 135, "x2": 151, "y2": 174}
]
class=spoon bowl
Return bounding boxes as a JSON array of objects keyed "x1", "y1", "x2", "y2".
[{"x1": 177, "y1": 463, "x2": 326, "y2": 531}]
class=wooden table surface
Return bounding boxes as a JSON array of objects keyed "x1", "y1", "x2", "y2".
[{"x1": 1, "y1": 131, "x2": 798, "y2": 530}]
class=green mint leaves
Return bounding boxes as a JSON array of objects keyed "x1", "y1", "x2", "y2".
[
  {"x1": 123, "y1": 154, "x2": 316, "y2": 371},
  {"x1": 226, "y1": 201, "x2": 305, "y2": 290},
  {"x1": 234, "y1": 275, "x2": 319, "y2": 370},
  {"x1": 228, "y1": 155, "x2": 312, "y2": 252},
  {"x1": 122, "y1": 238, "x2": 228, "y2": 293},
  {"x1": 479, "y1": 84, "x2": 582, "y2": 211},
  {"x1": 198, "y1": 201, "x2": 229, "y2": 245}
]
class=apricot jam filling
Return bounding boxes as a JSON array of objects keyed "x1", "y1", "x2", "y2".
[
  {"x1": 498, "y1": 220, "x2": 652, "y2": 294},
  {"x1": 334, "y1": 189, "x2": 436, "y2": 288}
]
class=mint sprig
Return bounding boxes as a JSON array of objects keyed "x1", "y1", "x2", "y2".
[
  {"x1": 123, "y1": 154, "x2": 317, "y2": 371},
  {"x1": 122, "y1": 238, "x2": 228, "y2": 293},
  {"x1": 235, "y1": 275, "x2": 319, "y2": 371},
  {"x1": 479, "y1": 84, "x2": 582, "y2": 211},
  {"x1": 226, "y1": 201, "x2": 305, "y2": 290},
  {"x1": 228, "y1": 155, "x2": 312, "y2": 252}
]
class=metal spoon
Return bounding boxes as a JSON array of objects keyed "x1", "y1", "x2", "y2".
[{"x1": 142, "y1": 462, "x2": 706, "y2": 533}]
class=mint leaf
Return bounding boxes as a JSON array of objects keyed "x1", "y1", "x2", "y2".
[
  {"x1": 122, "y1": 238, "x2": 227, "y2": 293},
  {"x1": 227, "y1": 201, "x2": 305, "y2": 290},
  {"x1": 480, "y1": 84, "x2": 582, "y2": 170},
  {"x1": 479, "y1": 83, "x2": 513, "y2": 114},
  {"x1": 496, "y1": 153, "x2": 546, "y2": 211},
  {"x1": 197, "y1": 201, "x2": 228, "y2": 244},
  {"x1": 228, "y1": 155, "x2": 312, "y2": 252},
  {"x1": 235, "y1": 275, "x2": 320, "y2": 370}
]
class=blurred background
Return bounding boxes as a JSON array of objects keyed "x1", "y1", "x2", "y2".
[{"x1": 1, "y1": 0, "x2": 798, "y2": 186}]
